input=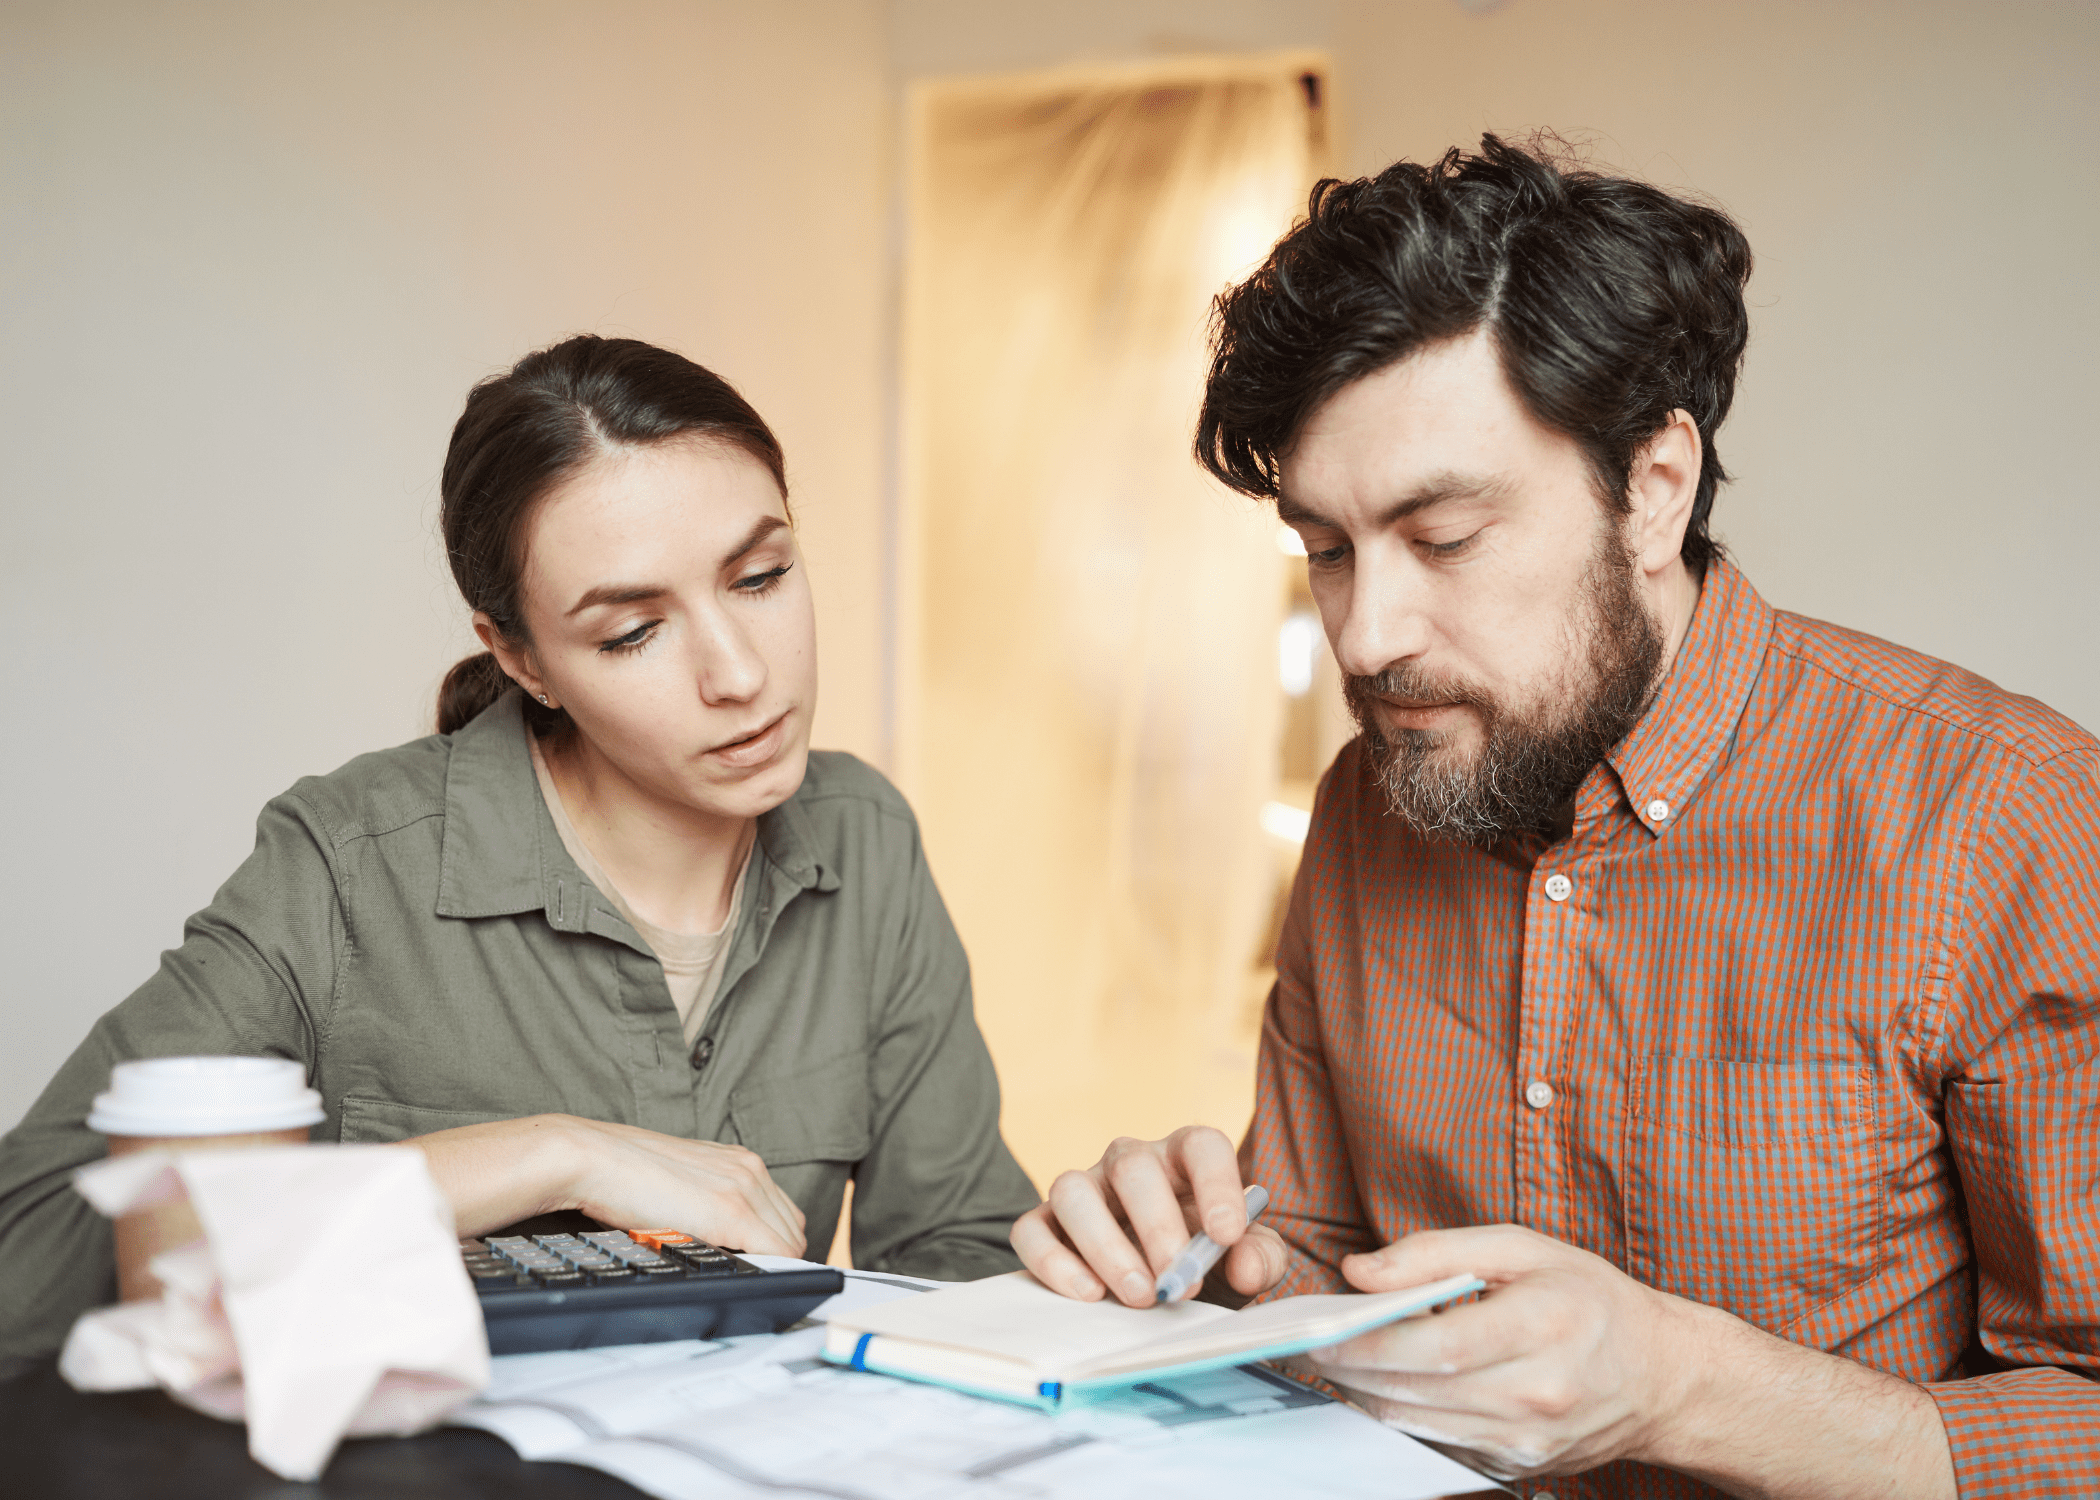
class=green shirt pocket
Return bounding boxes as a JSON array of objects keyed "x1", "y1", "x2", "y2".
[
  {"x1": 338, "y1": 1094, "x2": 527, "y2": 1144},
  {"x1": 727, "y1": 1051, "x2": 873, "y2": 1167}
]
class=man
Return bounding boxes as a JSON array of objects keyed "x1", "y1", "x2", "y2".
[{"x1": 1012, "y1": 137, "x2": 2098, "y2": 1497}]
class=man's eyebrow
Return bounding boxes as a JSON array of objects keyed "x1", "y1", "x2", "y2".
[
  {"x1": 1277, "y1": 473, "x2": 1513, "y2": 532},
  {"x1": 1275, "y1": 494, "x2": 1336, "y2": 530}
]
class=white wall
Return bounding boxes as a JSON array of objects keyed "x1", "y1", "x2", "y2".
[{"x1": 0, "y1": 0, "x2": 889, "y2": 1127}]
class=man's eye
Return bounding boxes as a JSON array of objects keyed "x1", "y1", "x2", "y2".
[
  {"x1": 599, "y1": 621, "x2": 658, "y2": 654},
  {"x1": 1307, "y1": 544, "x2": 1350, "y2": 566},
  {"x1": 1420, "y1": 531, "x2": 1482, "y2": 558}
]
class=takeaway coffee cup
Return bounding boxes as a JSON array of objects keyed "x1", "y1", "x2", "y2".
[{"x1": 88, "y1": 1056, "x2": 326, "y2": 1300}]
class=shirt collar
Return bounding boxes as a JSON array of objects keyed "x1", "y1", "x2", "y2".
[
  {"x1": 435, "y1": 689, "x2": 837, "y2": 927},
  {"x1": 1580, "y1": 553, "x2": 1775, "y2": 838}
]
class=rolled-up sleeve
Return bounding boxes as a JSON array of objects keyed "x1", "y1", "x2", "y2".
[
  {"x1": 1929, "y1": 746, "x2": 2100, "y2": 1496},
  {"x1": 0, "y1": 792, "x2": 341, "y2": 1375}
]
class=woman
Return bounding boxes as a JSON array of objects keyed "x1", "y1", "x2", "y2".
[{"x1": 0, "y1": 336, "x2": 1038, "y2": 1372}]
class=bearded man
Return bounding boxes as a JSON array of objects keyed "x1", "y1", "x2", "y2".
[{"x1": 1011, "y1": 137, "x2": 2099, "y2": 1497}]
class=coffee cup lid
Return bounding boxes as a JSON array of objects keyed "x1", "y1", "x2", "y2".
[{"x1": 87, "y1": 1056, "x2": 326, "y2": 1137}]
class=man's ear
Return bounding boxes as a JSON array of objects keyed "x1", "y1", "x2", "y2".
[
  {"x1": 1627, "y1": 409, "x2": 1702, "y2": 578},
  {"x1": 471, "y1": 612, "x2": 555, "y2": 709}
]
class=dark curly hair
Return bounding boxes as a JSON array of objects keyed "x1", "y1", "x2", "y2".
[
  {"x1": 435, "y1": 335, "x2": 789, "y2": 735},
  {"x1": 1195, "y1": 134, "x2": 1752, "y2": 569}
]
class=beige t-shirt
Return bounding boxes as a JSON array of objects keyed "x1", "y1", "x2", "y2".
[{"x1": 529, "y1": 734, "x2": 749, "y2": 1046}]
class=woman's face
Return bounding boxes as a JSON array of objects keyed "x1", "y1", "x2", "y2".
[{"x1": 490, "y1": 436, "x2": 817, "y2": 824}]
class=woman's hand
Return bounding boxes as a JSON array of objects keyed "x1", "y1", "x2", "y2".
[
  {"x1": 1008, "y1": 1125, "x2": 1291, "y2": 1306},
  {"x1": 410, "y1": 1114, "x2": 808, "y2": 1257}
]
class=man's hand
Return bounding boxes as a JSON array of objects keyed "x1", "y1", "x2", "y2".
[
  {"x1": 1300, "y1": 1224, "x2": 1697, "y2": 1476},
  {"x1": 1302, "y1": 1224, "x2": 1954, "y2": 1497},
  {"x1": 413, "y1": 1114, "x2": 808, "y2": 1257},
  {"x1": 1008, "y1": 1125, "x2": 1291, "y2": 1306}
]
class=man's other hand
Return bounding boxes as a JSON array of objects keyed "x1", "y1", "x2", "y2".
[
  {"x1": 1301, "y1": 1224, "x2": 1701, "y2": 1476},
  {"x1": 1008, "y1": 1125, "x2": 1291, "y2": 1307},
  {"x1": 1301, "y1": 1223, "x2": 1955, "y2": 1495}
]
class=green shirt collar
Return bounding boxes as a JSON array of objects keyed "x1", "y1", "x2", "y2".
[{"x1": 434, "y1": 690, "x2": 836, "y2": 929}]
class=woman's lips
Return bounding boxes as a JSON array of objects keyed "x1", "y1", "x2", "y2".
[{"x1": 705, "y1": 711, "x2": 790, "y2": 769}]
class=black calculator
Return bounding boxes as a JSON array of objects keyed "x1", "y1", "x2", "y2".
[{"x1": 461, "y1": 1211, "x2": 843, "y2": 1354}]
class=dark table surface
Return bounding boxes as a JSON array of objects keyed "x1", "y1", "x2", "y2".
[{"x1": 0, "y1": 1358, "x2": 647, "y2": 1500}]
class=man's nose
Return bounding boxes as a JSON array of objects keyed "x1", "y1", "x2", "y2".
[{"x1": 1331, "y1": 556, "x2": 1431, "y2": 680}]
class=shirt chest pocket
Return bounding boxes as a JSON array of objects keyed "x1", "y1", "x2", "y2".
[
  {"x1": 1623, "y1": 1058, "x2": 1884, "y2": 1335},
  {"x1": 726, "y1": 1050, "x2": 874, "y2": 1168}
]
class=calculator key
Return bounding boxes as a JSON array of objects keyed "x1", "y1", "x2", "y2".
[
  {"x1": 636, "y1": 1262, "x2": 684, "y2": 1276},
  {"x1": 535, "y1": 1269, "x2": 586, "y2": 1286},
  {"x1": 588, "y1": 1266, "x2": 637, "y2": 1282}
]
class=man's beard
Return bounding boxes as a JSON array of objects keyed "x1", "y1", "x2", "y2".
[{"x1": 1344, "y1": 526, "x2": 1666, "y2": 847}]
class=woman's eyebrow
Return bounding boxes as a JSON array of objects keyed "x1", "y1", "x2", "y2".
[
  {"x1": 720, "y1": 515, "x2": 789, "y2": 568},
  {"x1": 563, "y1": 519, "x2": 790, "y2": 617},
  {"x1": 566, "y1": 582, "x2": 669, "y2": 617}
]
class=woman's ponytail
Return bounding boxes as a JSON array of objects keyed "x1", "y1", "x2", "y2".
[{"x1": 436, "y1": 652, "x2": 513, "y2": 735}]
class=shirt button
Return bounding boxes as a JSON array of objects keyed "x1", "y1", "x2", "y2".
[
  {"x1": 690, "y1": 1036, "x2": 715, "y2": 1072},
  {"x1": 1525, "y1": 1079, "x2": 1555, "y2": 1110},
  {"x1": 1531, "y1": 1491, "x2": 1557, "y2": 1500},
  {"x1": 1544, "y1": 872, "x2": 1572, "y2": 902},
  {"x1": 1646, "y1": 798, "x2": 1671, "y2": 822}
]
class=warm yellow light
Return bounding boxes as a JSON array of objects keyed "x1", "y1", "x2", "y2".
[{"x1": 1260, "y1": 800, "x2": 1310, "y2": 843}]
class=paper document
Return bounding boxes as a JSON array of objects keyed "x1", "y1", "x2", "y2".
[{"x1": 452, "y1": 1262, "x2": 1498, "y2": 1499}]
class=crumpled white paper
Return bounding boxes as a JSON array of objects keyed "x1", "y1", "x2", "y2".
[{"x1": 60, "y1": 1143, "x2": 491, "y2": 1480}]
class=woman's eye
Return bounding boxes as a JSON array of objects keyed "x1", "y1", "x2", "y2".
[
  {"x1": 733, "y1": 562, "x2": 793, "y2": 594},
  {"x1": 599, "y1": 621, "x2": 659, "y2": 655}
]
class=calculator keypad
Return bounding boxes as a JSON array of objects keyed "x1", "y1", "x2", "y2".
[{"x1": 461, "y1": 1228, "x2": 764, "y2": 1293}]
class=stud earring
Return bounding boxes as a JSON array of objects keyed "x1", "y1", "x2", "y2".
[{"x1": 537, "y1": 694, "x2": 551, "y2": 706}]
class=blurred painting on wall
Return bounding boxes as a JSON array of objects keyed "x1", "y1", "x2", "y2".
[{"x1": 900, "y1": 51, "x2": 1335, "y2": 1184}]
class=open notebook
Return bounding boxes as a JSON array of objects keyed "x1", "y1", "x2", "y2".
[{"x1": 820, "y1": 1269, "x2": 1483, "y2": 1410}]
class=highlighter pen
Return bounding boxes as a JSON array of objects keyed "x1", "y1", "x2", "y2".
[{"x1": 1152, "y1": 1184, "x2": 1270, "y2": 1305}]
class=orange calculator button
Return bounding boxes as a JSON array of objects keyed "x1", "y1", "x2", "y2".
[{"x1": 628, "y1": 1230, "x2": 696, "y2": 1249}]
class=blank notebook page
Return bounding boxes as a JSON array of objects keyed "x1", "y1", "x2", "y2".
[{"x1": 834, "y1": 1271, "x2": 1231, "y2": 1369}]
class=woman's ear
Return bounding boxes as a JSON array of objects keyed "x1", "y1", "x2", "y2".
[
  {"x1": 1627, "y1": 409, "x2": 1702, "y2": 578},
  {"x1": 471, "y1": 612, "x2": 556, "y2": 709}
]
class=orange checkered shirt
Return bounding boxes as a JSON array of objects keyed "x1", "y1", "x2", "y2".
[{"x1": 1249, "y1": 556, "x2": 2100, "y2": 1497}]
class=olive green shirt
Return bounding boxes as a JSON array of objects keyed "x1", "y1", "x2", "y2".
[{"x1": 0, "y1": 691, "x2": 1037, "y2": 1374}]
